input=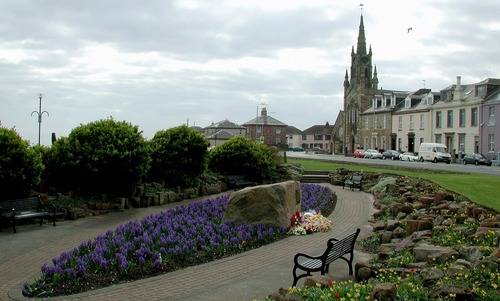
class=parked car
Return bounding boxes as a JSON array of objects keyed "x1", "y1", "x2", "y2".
[
  {"x1": 463, "y1": 153, "x2": 492, "y2": 166},
  {"x1": 400, "y1": 152, "x2": 419, "y2": 162},
  {"x1": 364, "y1": 149, "x2": 383, "y2": 159},
  {"x1": 288, "y1": 147, "x2": 304, "y2": 152},
  {"x1": 418, "y1": 142, "x2": 451, "y2": 164},
  {"x1": 382, "y1": 150, "x2": 400, "y2": 160},
  {"x1": 353, "y1": 149, "x2": 365, "y2": 158}
]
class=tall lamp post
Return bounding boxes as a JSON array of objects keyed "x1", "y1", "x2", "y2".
[{"x1": 31, "y1": 93, "x2": 49, "y2": 146}]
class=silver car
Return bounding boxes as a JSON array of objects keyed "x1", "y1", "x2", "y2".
[{"x1": 364, "y1": 149, "x2": 383, "y2": 159}]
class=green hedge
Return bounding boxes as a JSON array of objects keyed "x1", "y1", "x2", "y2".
[
  {"x1": 149, "y1": 125, "x2": 209, "y2": 187},
  {"x1": 44, "y1": 118, "x2": 150, "y2": 196},
  {"x1": 208, "y1": 137, "x2": 277, "y2": 182},
  {"x1": 0, "y1": 126, "x2": 42, "y2": 199}
]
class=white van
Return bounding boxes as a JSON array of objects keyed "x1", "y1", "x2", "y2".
[{"x1": 418, "y1": 143, "x2": 451, "y2": 164}]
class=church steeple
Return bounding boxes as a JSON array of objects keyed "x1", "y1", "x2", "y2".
[
  {"x1": 373, "y1": 65, "x2": 379, "y2": 90},
  {"x1": 356, "y1": 15, "x2": 367, "y2": 56},
  {"x1": 344, "y1": 69, "x2": 350, "y2": 89}
]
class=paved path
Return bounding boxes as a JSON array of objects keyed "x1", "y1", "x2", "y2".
[
  {"x1": 287, "y1": 151, "x2": 500, "y2": 176},
  {"x1": 0, "y1": 185, "x2": 373, "y2": 301}
]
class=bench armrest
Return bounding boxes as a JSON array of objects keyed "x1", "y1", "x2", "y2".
[{"x1": 293, "y1": 252, "x2": 322, "y2": 265}]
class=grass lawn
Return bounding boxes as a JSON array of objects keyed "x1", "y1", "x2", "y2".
[{"x1": 289, "y1": 158, "x2": 500, "y2": 212}]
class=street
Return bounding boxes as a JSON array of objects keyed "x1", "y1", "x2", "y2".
[{"x1": 286, "y1": 152, "x2": 500, "y2": 177}]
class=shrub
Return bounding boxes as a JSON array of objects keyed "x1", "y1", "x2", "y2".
[
  {"x1": 44, "y1": 119, "x2": 150, "y2": 196},
  {"x1": 0, "y1": 126, "x2": 42, "y2": 199},
  {"x1": 149, "y1": 125, "x2": 209, "y2": 187},
  {"x1": 208, "y1": 137, "x2": 277, "y2": 182}
]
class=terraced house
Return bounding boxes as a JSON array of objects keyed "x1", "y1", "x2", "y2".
[{"x1": 301, "y1": 122, "x2": 335, "y2": 153}]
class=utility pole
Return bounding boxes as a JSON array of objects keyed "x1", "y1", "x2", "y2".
[{"x1": 31, "y1": 93, "x2": 49, "y2": 146}]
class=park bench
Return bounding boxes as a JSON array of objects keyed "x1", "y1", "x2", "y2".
[
  {"x1": 343, "y1": 173, "x2": 363, "y2": 191},
  {"x1": 0, "y1": 196, "x2": 56, "y2": 233},
  {"x1": 291, "y1": 228, "x2": 360, "y2": 286},
  {"x1": 226, "y1": 175, "x2": 257, "y2": 189}
]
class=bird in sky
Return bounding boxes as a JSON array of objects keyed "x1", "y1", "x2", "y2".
[{"x1": 407, "y1": 27, "x2": 413, "y2": 33}]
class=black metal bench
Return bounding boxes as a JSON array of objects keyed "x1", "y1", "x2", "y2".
[
  {"x1": 226, "y1": 175, "x2": 257, "y2": 189},
  {"x1": 0, "y1": 196, "x2": 56, "y2": 233},
  {"x1": 292, "y1": 228, "x2": 360, "y2": 286},
  {"x1": 343, "y1": 173, "x2": 363, "y2": 191}
]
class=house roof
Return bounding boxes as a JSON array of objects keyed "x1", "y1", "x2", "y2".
[
  {"x1": 190, "y1": 126, "x2": 203, "y2": 133},
  {"x1": 206, "y1": 130, "x2": 234, "y2": 140},
  {"x1": 302, "y1": 123, "x2": 334, "y2": 135},
  {"x1": 243, "y1": 115, "x2": 287, "y2": 126},
  {"x1": 205, "y1": 119, "x2": 245, "y2": 129},
  {"x1": 286, "y1": 125, "x2": 302, "y2": 135}
]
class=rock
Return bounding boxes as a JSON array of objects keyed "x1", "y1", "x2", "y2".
[
  {"x1": 223, "y1": 181, "x2": 301, "y2": 228},
  {"x1": 408, "y1": 262, "x2": 427, "y2": 269},
  {"x1": 459, "y1": 246, "x2": 483, "y2": 262},
  {"x1": 421, "y1": 267, "x2": 444, "y2": 286},
  {"x1": 379, "y1": 243, "x2": 397, "y2": 254},
  {"x1": 490, "y1": 248, "x2": 500, "y2": 259},
  {"x1": 475, "y1": 258, "x2": 499, "y2": 273},
  {"x1": 434, "y1": 285, "x2": 473, "y2": 301},
  {"x1": 380, "y1": 231, "x2": 393, "y2": 243},
  {"x1": 369, "y1": 177, "x2": 397, "y2": 193},
  {"x1": 302, "y1": 276, "x2": 334, "y2": 288},
  {"x1": 474, "y1": 227, "x2": 500, "y2": 238},
  {"x1": 413, "y1": 243, "x2": 458, "y2": 263},
  {"x1": 370, "y1": 283, "x2": 396, "y2": 301},
  {"x1": 356, "y1": 266, "x2": 374, "y2": 281},
  {"x1": 268, "y1": 288, "x2": 305, "y2": 301},
  {"x1": 442, "y1": 218, "x2": 454, "y2": 226},
  {"x1": 386, "y1": 220, "x2": 399, "y2": 231},
  {"x1": 454, "y1": 259, "x2": 472, "y2": 268},
  {"x1": 373, "y1": 221, "x2": 386, "y2": 231},
  {"x1": 480, "y1": 216, "x2": 500, "y2": 228},
  {"x1": 434, "y1": 191, "x2": 446, "y2": 203},
  {"x1": 433, "y1": 215, "x2": 445, "y2": 226},
  {"x1": 445, "y1": 264, "x2": 465, "y2": 276},
  {"x1": 418, "y1": 196, "x2": 435, "y2": 206},
  {"x1": 406, "y1": 219, "x2": 433, "y2": 235},
  {"x1": 392, "y1": 227, "x2": 405, "y2": 238}
]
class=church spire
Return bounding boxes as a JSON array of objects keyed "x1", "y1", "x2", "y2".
[
  {"x1": 356, "y1": 14, "x2": 367, "y2": 56},
  {"x1": 373, "y1": 65, "x2": 379, "y2": 90},
  {"x1": 344, "y1": 69, "x2": 350, "y2": 89}
]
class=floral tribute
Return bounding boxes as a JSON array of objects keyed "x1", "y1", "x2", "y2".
[{"x1": 23, "y1": 183, "x2": 333, "y2": 297}]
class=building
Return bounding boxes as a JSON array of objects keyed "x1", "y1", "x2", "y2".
[
  {"x1": 391, "y1": 89, "x2": 438, "y2": 152},
  {"x1": 331, "y1": 111, "x2": 344, "y2": 154},
  {"x1": 243, "y1": 107, "x2": 287, "y2": 146},
  {"x1": 301, "y1": 122, "x2": 335, "y2": 153},
  {"x1": 286, "y1": 126, "x2": 303, "y2": 148},
  {"x1": 479, "y1": 79, "x2": 500, "y2": 158},
  {"x1": 343, "y1": 15, "x2": 380, "y2": 153},
  {"x1": 203, "y1": 119, "x2": 246, "y2": 147},
  {"x1": 361, "y1": 90, "x2": 409, "y2": 151},
  {"x1": 431, "y1": 77, "x2": 485, "y2": 156}
]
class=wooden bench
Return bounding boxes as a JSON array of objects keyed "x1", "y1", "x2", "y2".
[
  {"x1": 343, "y1": 173, "x2": 363, "y2": 191},
  {"x1": 0, "y1": 196, "x2": 56, "y2": 233},
  {"x1": 292, "y1": 228, "x2": 360, "y2": 286}
]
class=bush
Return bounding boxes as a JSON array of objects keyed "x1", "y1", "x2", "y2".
[
  {"x1": 45, "y1": 119, "x2": 149, "y2": 196},
  {"x1": 149, "y1": 125, "x2": 209, "y2": 187},
  {"x1": 208, "y1": 137, "x2": 277, "y2": 182},
  {"x1": 0, "y1": 126, "x2": 42, "y2": 199}
]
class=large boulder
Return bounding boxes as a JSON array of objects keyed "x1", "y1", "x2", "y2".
[
  {"x1": 413, "y1": 243, "x2": 458, "y2": 263},
  {"x1": 223, "y1": 181, "x2": 301, "y2": 228}
]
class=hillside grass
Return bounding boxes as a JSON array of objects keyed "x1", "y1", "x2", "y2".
[{"x1": 289, "y1": 158, "x2": 500, "y2": 212}]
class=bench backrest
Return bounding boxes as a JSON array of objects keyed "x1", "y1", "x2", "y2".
[
  {"x1": 0, "y1": 196, "x2": 41, "y2": 212},
  {"x1": 322, "y1": 229, "x2": 360, "y2": 264},
  {"x1": 352, "y1": 174, "x2": 362, "y2": 183}
]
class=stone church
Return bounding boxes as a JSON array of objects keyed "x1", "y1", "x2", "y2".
[{"x1": 343, "y1": 15, "x2": 379, "y2": 153}]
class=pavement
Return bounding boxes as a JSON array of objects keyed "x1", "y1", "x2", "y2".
[
  {"x1": 287, "y1": 151, "x2": 500, "y2": 176},
  {"x1": 0, "y1": 185, "x2": 374, "y2": 301}
]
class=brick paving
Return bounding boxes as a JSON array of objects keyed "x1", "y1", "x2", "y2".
[{"x1": 0, "y1": 185, "x2": 373, "y2": 301}]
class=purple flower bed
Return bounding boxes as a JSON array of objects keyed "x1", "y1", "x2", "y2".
[
  {"x1": 23, "y1": 184, "x2": 333, "y2": 297},
  {"x1": 300, "y1": 183, "x2": 335, "y2": 216}
]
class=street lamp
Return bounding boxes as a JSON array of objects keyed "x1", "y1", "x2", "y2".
[{"x1": 31, "y1": 93, "x2": 49, "y2": 146}]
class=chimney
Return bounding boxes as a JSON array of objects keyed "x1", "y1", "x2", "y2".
[
  {"x1": 454, "y1": 75, "x2": 464, "y2": 101},
  {"x1": 261, "y1": 107, "x2": 267, "y2": 117}
]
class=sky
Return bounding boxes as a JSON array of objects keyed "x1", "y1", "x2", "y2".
[{"x1": 1, "y1": 0, "x2": 500, "y2": 145}]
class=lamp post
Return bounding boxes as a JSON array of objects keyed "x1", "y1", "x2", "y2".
[{"x1": 31, "y1": 93, "x2": 49, "y2": 146}]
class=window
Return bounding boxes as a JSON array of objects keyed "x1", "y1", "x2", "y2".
[
  {"x1": 398, "y1": 116, "x2": 402, "y2": 130},
  {"x1": 376, "y1": 97, "x2": 382, "y2": 108},
  {"x1": 489, "y1": 134, "x2": 495, "y2": 152},
  {"x1": 471, "y1": 107, "x2": 478, "y2": 126},
  {"x1": 302, "y1": 134, "x2": 307, "y2": 140},
  {"x1": 447, "y1": 110, "x2": 453, "y2": 128},
  {"x1": 419, "y1": 114, "x2": 424, "y2": 129},
  {"x1": 458, "y1": 134, "x2": 465, "y2": 152},
  {"x1": 364, "y1": 116, "x2": 368, "y2": 129},
  {"x1": 409, "y1": 115, "x2": 414, "y2": 130},
  {"x1": 405, "y1": 98, "x2": 410, "y2": 108},
  {"x1": 364, "y1": 137, "x2": 369, "y2": 149},
  {"x1": 374, "y1": 116, "x2": 379, "y2": 128},
  {"x1": 314, "y1": 135, "x2": 323, "y2": 140},
  {"x1": 489, "y1": 106, "x2": 495, "y2": 126},
  {"x1": 385, "y1": 96, "x2": 391, "y2": 107},
  {"x1": 276, "y1": 128, "x2": 281, "y2": 134},
  {"x1": 325, "y1": 135, "x2": 331, "y2": 140},
  {"x1": 398, "y1": 138, "x2": 402, "y2": 150},
  {"x1": 383, "y1": 115, "x2": 387, "y2": 128},
  {"x1": 435, "y1": 134, "x2": 442, "y2": 143},
  {"x1": 436, "y1": 111, "x2": 442, "y2": 128},
  {"x1": 459, "y1": 109, "x2": 465, "y2": 127},
  {"x1": 256, "y1": 126, "x2": 262, "y2": 134},
  {"x1": 382, "y1": 136, "x2": 386, "y2": 149},
  {"x1": 419, "y1": 137, "x2": 424, "y2": 146}
]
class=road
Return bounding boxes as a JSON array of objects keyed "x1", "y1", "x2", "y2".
[{"x1": 286, "y1": 152, "x2": 500, "y2": 177}]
